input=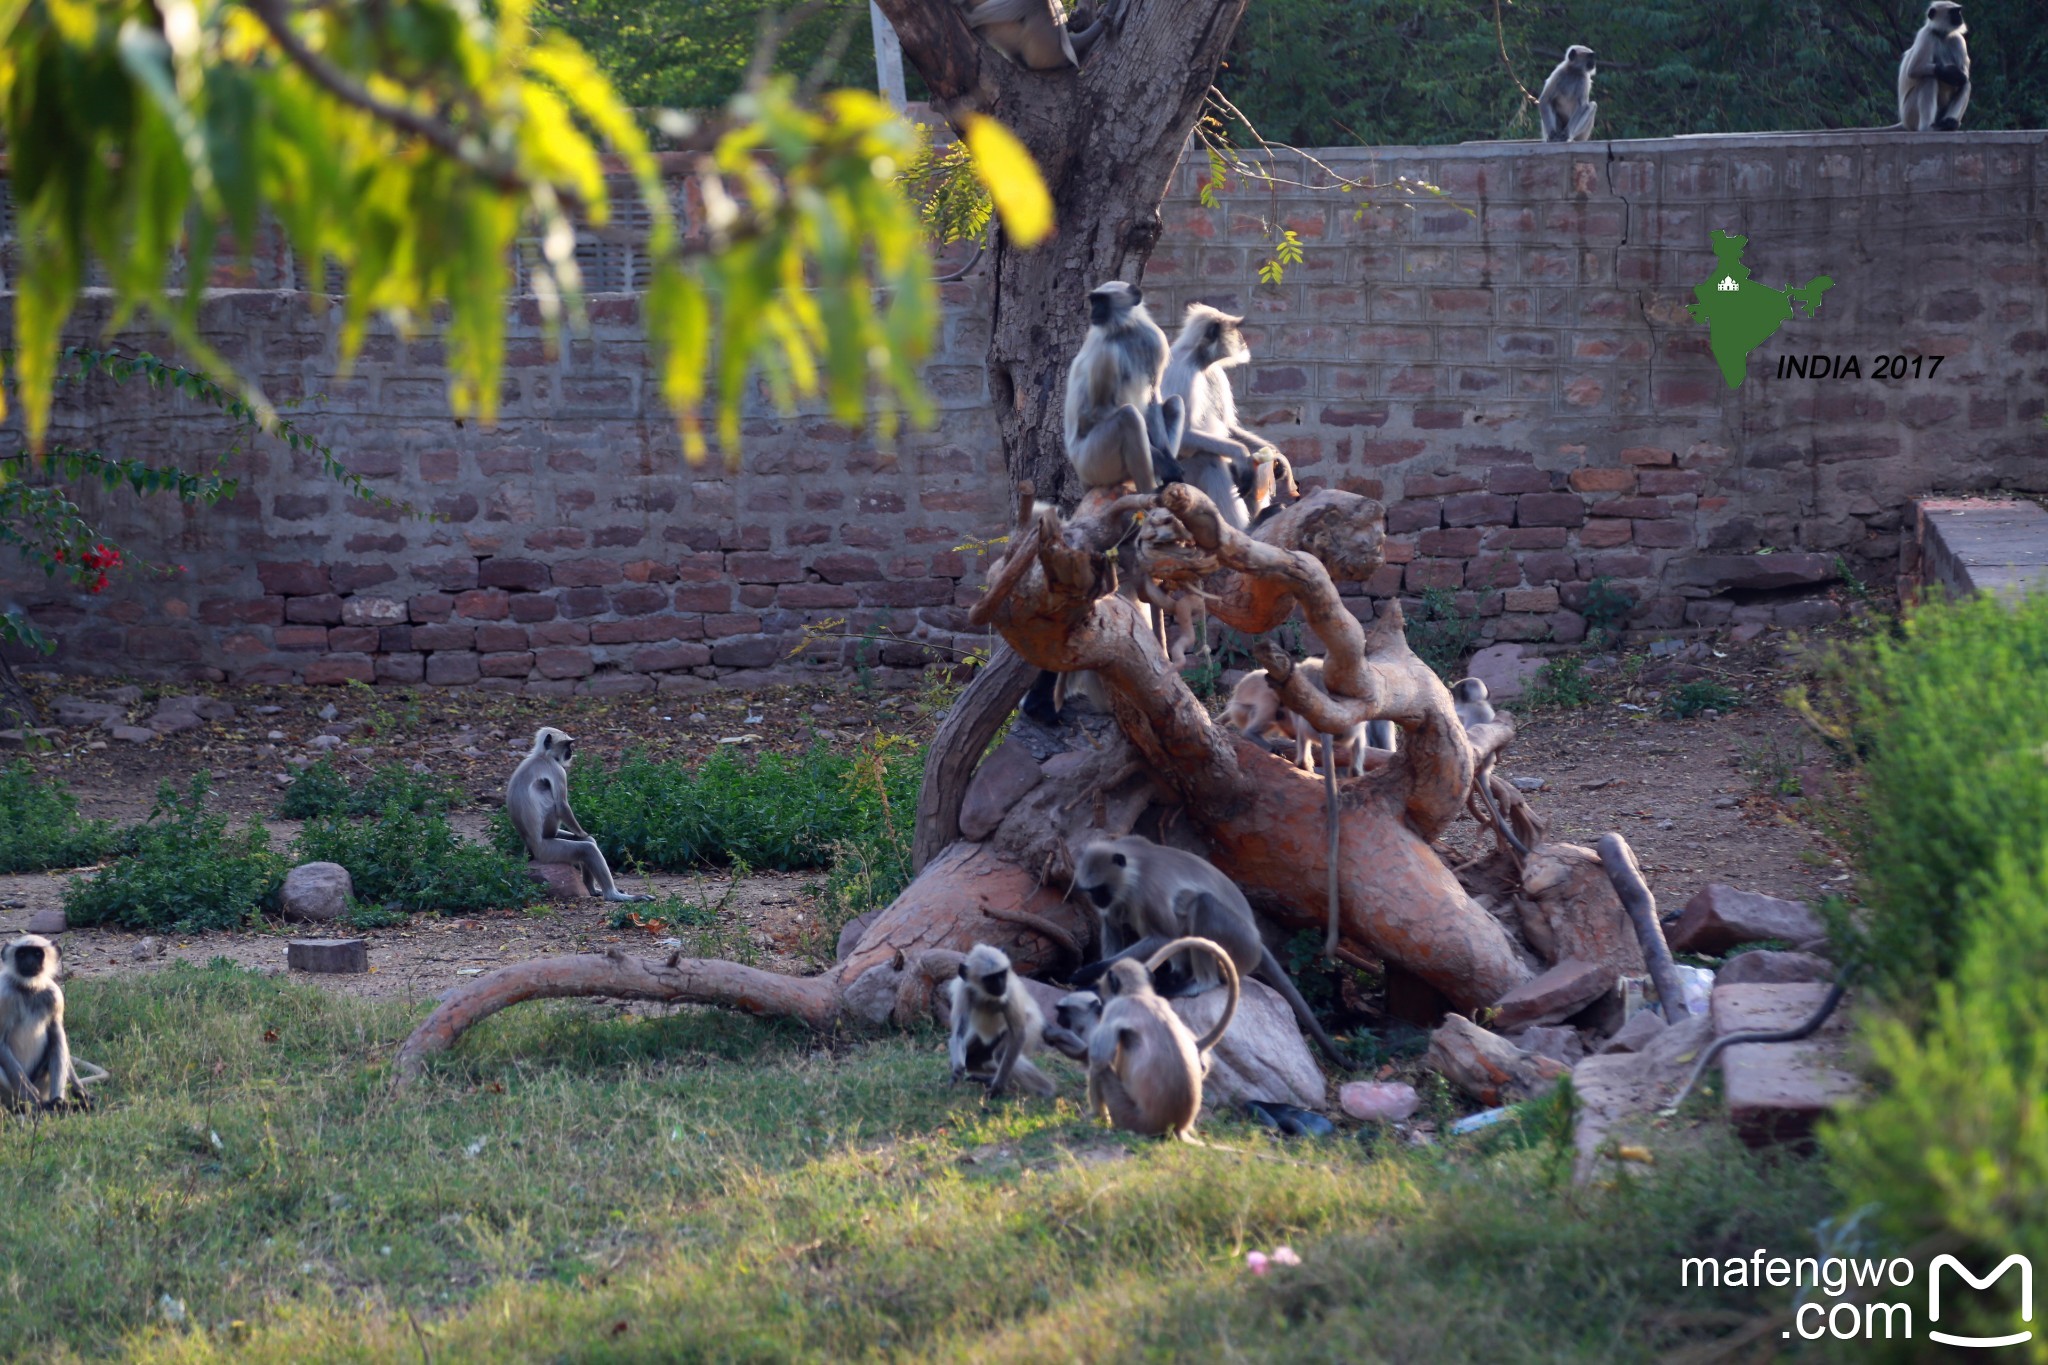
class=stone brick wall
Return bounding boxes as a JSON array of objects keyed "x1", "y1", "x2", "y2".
[{"x1": 4, "y1": 127, "x2": 2044, "y2": 689}]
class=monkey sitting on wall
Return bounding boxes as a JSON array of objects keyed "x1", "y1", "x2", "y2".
[
  {"x1": 1897, "y1": 2, "x2": 1970, "y2": 131},
  {"x1": 505, "y1": 727, "x2": 654, "y2": 903},
  {"x1": 1538, "y1": 45, "x2": 1599, "y2": 143}
]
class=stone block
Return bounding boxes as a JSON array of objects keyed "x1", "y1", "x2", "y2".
[
  {"x1": 287, "y1": 938, "x2": 369, "y2": 974},
  {"x1": 1668, "y1": 884, "x2": 1825, "y2": 954}
]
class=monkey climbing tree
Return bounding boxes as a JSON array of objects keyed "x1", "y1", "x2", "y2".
[{"x1": 396, "y1": 486, "x2": 1554, "y2": 1079}]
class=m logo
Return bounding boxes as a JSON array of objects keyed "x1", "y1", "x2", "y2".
[{"x1": 1929, "y1": 1253, "x2": 2035, "y2": 1349}]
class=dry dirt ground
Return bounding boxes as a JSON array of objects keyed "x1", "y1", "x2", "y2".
[{"x1": 0, "y1": 631, "x2": 1847, "y2": 1004}]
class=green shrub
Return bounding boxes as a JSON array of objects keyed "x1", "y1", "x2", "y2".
[
  {"x1": 0, "y1": 760, "x2": 123, "y2": 872},
  {"x1": 63, "y1": 773, "x2": 285, "y2": 931},
  {"x1": 1808, "y1": 591, "x2": 2048, "y2": 992},
  {"x1": 1581, "y1": 575, "x2": 1636, "y2": 647},
  {"x1": 1826, "y1": 853, "x2": 2048, "y2": 1352},
  {"x1": 277, "y1": 759, "x2": 459, "y2": 819},
  {"x1": 1662, "y1": 679, "x2": 1739, "y2": 718},
  {"x1": 499, "y1": 740, "x2": 922, "y2": 877},
  {"x1": 296, "y1": 802, "x2": 536, "y2": 914},
  {"x1": 1515, "y1": 655, "x2": 1596, "y2": 711},
  {"x1": 1404, "y1": 587, "x2": 1477, "y2": 681}
]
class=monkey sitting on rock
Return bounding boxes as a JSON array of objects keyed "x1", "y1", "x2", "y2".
[{"x1": 505, "y1": 728, "x2": 653, "y2": 903}]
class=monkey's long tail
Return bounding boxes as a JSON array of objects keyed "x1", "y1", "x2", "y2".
[
  {"x1": 1144, "y1": 936, "x2": 1240, "y2": 1053},
  {"x1": 1322, "y1": 733, "x2": 1342, "y2": 958},
  {"x1": 1658, "y1": 975, "x2": 1852, "y2": 1118},
  {"x1": 73, "y1": 1059, "x2": 109, "y2": 1088}
]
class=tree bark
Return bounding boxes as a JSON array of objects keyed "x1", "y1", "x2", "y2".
[{"x1": 873, "y1": 0, "x2": 1250, "y2": 498}]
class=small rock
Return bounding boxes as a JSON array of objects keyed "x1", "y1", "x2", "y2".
[
  {"x1": 1647, "y1": 638, "x2": 1686, "y2": 658},
  {"x1": 811, "y1": 703, "x2": 830, "y2": 714},
  {"x1": 958, "y1": 739, "x2": 1043, "y2": 842},
  {"x1": 287, "y1": 938, "x2": 369, "y2": 974},
  {"x1": 688, "y1": 712, "x2": 708, "y2": 724},
  {"x1": 1716, "y1": 949, "x2": 1834, "y2": 986},
  {"x1": 134, "y1": 936, "x2": 164, "y2": 960},
  {"x1": 836, "y1": 909, "x2": 880, "y2": 962},
  {"x1": 1597, "y1": 1008, "x2": 1667, "y2": 1055},
  {"x1": 526, "y1": 864, "x2": 588, "y2": 900},
  {"x1": 1510, "y1": 775, "x2": 1547, "y2": 792},
  {"x1": 1465, "y1": 643, "x2": 1547, "y2": 702},
  {"x1": 107, "y1": 685, "x2": 144, "y2": 705},
  {"x1": 1340, "y1": 1081, "x2": 1421, "y2": 1122},
  {"x1": 1729, "y1": 623, "x2": 1768, "y2": 643},
  {"x1": 281, "y1": 862, "x2": 354, "y2": 924},
  {"x1": 267, "y1": 730, "x2": 286, "y2": 742},
  {"x1": 148, "y1": 710, "x2": 203, "y2": 736},
  {"x1": 309, "y1": 734, "x2": 344, "y2": 751},
  {"x1": 52, "y1": 697, "x2": 124, "y2": 728},
  {"x1": 1425, "y1": 1014, "x2": 1569, "y2": 1107},
  {"x1": 110, "y1": 726, "x2": 157, "y2": 744},
  {"x1": 1655, "y1": 819, "x2": 1675, "y2": 830},
  {"x1": 318, "y1": 703, "x2": 339, "y2": 721},
  {"x1": 1712, "y1": 795, "x2": 1738, "y2": 808},
  {"x1": 0, "y1": 728, "x2": 63, "y2": 748},
  {"x1": 1509, "y1": 1023, "x2": 1585, "y2": 1065},
  {"x1": 1667, "y1": 884, "x2": 1825, "y2": 954},
  {"x1": 253, "y1": 705, "x2": 283, "y2": 716},
  {"x1": 26, "y1": 910, "x2": 67, "y2": 934},
  {"x1": 1490, "y1": 958, "x2": 1613, "y2": 1031},
  {"x1": 409, "y1": 761, "x2": 432, "y2": 776}
]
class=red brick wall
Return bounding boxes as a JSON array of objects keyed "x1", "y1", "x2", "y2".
[{"x1": 4, "y1": 129, "x2": 2045, "y2": 688}]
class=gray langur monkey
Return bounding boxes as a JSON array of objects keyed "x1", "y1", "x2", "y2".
[
  {"x1": 505, "y1": 727, "x2": 653, "y2": 903},
  {"x1": 1161, "y1": 304, "x2": 1296, "y2": 530},
  {"x1": 1064, "y1": 281, "x2": 1186, "y2": 494},
  {"x1": 1087, "y1": 936, "x2": 1238, "y2": 1140},
  {"x1": 1898, "y1": 2, "x2": 1970, "y2": 131},
  {"x1": 1067, "y1": 835, "x2": 1348, "y2": 1064},
  {"x1": 953, "y1": 0, "x2": 1118, "y2": 70},
  {"x1": 1539, "y1": 45, "x2": 1599, "y2": 143},
  {"x1": 946, "y1": 943, "x2": 1076, "y2": 1097},
  {"x1": 1450, "y1": 678, "x2": 1528, "y2": 858},
  {"x1": 1, "y1": 935, "x2": 103, "y2": 1110},
  {"x1": 1050, "y1": 990, "x2": 1103, "y2": 1058}
]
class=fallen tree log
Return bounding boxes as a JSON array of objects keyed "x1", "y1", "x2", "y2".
[{"x1": 394, "y1": 481, "x2": 1539, "y2": 1085}]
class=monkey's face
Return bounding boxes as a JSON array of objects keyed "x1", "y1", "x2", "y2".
[
  {"x1": 1928, "y1": 2, "x2": 1962, "y2": 30},
  {"x1": 1104, "y1": 959, "x2": 1152, "y2": 998},
  {"x1": 1088, "y1": 282, "x2": 1139, "y2": 328},
  {"x1": 6, "y1": 937, "x2": 49, "y2": 982},
  {"x1": 1203, "y1": 316, "x2": 1250, "y2": 369},
  {"x1": 1567, "y1": 44, "x2": 1596, "y2": 70},
  {"x1": 1073, "y1": 846, "x2": 1127, "y2": 910},
  {"x1": 1056, "y1": 991, "x2": 1102, "y2": 1034}
]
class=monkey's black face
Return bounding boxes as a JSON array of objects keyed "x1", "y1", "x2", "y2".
[
  {"x1": 12, "y1": 945, "x2": 44, "y2": 978},
  {"x1": 1083, "y1": 882, "x2": 1114, "y2": 909},
  {"x1": 982, "y1": 969, "x2": 1008, "y2": 996}
]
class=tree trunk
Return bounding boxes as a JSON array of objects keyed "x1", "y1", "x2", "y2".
[{"x1": 873, "y1": 0, "x2": 1249, "y2": 498}]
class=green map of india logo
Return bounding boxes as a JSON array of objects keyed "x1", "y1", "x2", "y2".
[{"x1": 1687, "y1": 229, "x2": 1834, "y2": 388}]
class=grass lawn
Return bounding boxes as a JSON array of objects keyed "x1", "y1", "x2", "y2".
[{"x1": 4, "y1": 964, "x2": 1841, "y2": 1362}]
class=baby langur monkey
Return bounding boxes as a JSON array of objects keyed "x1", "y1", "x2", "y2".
[
  {"x1": 1064, "y1": 281, "x2": 1185, "y2": 494},
  {"x1": 1539, "y1": 45, "x2": 1599, "y2": 143},
  {"x1": 1161, "y1": 304, "x2": 1295, "y2": 530},
  {"x1": 1087, "y1": 936, "x2": 1238, "y2": 1140},
  {"x1": 1898, "y1": 2, "x2": 1970, "y2": 131},
  {"x1": 1, "y1": 934, "x2": 101, "y2": 1110},
  {"x1": 947, "y1": 943, "x2": 1077, "y2": 1097},
  {"x1": 506, "y1": 728, "x2": 653, "y2": 903},
  {"x1": 954, "y1": 0, "x2": 1118, "y2": 70}
]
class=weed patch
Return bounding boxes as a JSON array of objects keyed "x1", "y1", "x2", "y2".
[
  {"x1": 295, "y1": 802, "x2": 535, "y2": 914},
  {"x1": 276, "y1": 758, "x2": 458, "y2": 819},
  {"x1": 62, "y1": 773, "x2": 284, "y2": 932},
  {"x1": 1404, "y1": 587, "x2": 1479, "y2": 681},
  {"x1": 0, "y1": 760, "x2": 122, "y2": 873},
  {"x1": 1663, "y1": 678, "x2": 1740, "y2": 718},
  {"x1": 1514, "y1": 655, "x2": 1596, "y2": 711}
]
